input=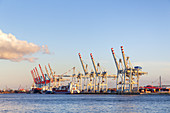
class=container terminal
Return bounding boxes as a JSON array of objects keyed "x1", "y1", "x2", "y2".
[{"x1": 29, "y1": 46, "x2": 170, "y2": 95}]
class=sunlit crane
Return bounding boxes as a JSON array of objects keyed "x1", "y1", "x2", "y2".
[{"x1": 111, "y1": 46, "x2": 148, "y2": 93}]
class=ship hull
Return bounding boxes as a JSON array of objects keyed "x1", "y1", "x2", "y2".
[
  {"x1": 52, "y1": 87, "x2": 70, "y2": 94},
  {"x1": 53, "y1": 91, "x2": 70, "y2": 94}
]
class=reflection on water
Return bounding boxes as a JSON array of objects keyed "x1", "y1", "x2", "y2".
[{"x1": 0, "y1": 94, "x2": 170, "y2": 112}]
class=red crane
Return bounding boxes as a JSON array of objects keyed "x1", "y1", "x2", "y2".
[{"x1": 31, "y1": 70, "x2": 37, "y2": 84}]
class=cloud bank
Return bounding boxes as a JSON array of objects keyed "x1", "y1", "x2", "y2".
[{"x1": 0, "y1": 30, "x2": 50, "y2": 62}]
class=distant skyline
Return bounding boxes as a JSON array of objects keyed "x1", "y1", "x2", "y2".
[{"x1": 0, "y1": 0, "x2": 169, "y2": 89}]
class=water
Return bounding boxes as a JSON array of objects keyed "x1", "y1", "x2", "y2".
[{"x1": 0, "y1": 94, "x2": 170, "y2": 113}]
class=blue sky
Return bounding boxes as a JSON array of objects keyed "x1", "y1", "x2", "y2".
[{"x1": 0, "y1": 0, "x2": 170, "y2": 89}]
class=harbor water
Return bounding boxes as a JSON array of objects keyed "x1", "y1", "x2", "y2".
[{"x1": 0, "y1": 94, "x2": 170, "y2": 113}]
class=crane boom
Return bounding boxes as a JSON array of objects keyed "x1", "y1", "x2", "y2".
[
  {"x1": 121, "y1": 46, "x2": 127, "y2": 69},
  {"x1": 39, "y1": 64, "x2": 45, "y2": 81},
  {"x1": 35, "y1": 67, "x2": 42, "y2": 84},
  {"x1": 90, "y1": 53, "x2": 98, "y2": 76},
  {"x1": 78, "y1": 53, "x2": 87, "y2": 75},
  {"x1": 45, "y1": 65, "x2": 51, "y2": 80},
  {"x1": 111, "y1": 48, "x2": 120, "y2": 71},
  {"x1": 48, "y1": 63, "x2": 54, "y2": 79},
  {"x1": 33, "y1": 69, "x2": 39, "y2": 83},
  {"x1": 31, "y1": 70, "x2": 37, "y2": 84}
]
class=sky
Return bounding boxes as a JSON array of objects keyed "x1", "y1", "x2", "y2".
[{"x1": 0, "y1": 0, "x2": 170, "y2": 89}]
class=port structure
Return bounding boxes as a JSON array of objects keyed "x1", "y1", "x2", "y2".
[
  {"x1": 78, "y1": 53, "x2": 113, "y2": 93},
  {"x1": 30, "y1": 46, "x2": 147, "y2": 94},
  {"x1": 31, "y1": 63, "x2": 71, "y2": 91},
  {"x1": 78, "y1": 53, "x2": 94, "y2": 92},
  {"x1": 30, "y1": 64, "x2": 52, "y2": 91},
  {"x1": 90, "y1": 53, "x2": 108, "y2": 93},
  {"x1": 111, "y1": 46, "x2": 148, "y2": 93},
  {"x1": 46, "y1": 65, "x2": 70, "y2": 89},
  {"x1": 78, "y1": 53, "x2": 99, "y2": 93},
  {"x1": 29, "y1": 53, "x2": 117, "y2": 93}
]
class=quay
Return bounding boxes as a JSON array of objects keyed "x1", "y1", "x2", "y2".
[{"x1": 28, "y1": 46, "x2": 169, "y2": 95}]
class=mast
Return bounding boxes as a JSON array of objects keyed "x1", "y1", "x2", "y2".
[{"x1": 160, "y1": 76, "x2": 162, "y2": 88}]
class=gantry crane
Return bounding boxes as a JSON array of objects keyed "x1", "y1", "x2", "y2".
[
  {"x1": 111, "y1": 46, "x2": 147, "y2": 93},
  {"x1": 78, "y1": 53, "x2": 92, "y2": 92},
  {"x1": 90, "y1": 53, "x2": 108, "y2": 92},
  {"x1": 111, "y1": 48, "x2": 124, "y2": 91},
  {"x1": 30, "y1": 64, "x2": 51, "y2": 91}
]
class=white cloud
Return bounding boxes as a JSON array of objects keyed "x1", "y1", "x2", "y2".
[
  {"x1": 0, "y1": 30, "x2": 50, "y2": 62},
  {"x1": 42, "y1": 45, "x2": 50, "y2": 54}
]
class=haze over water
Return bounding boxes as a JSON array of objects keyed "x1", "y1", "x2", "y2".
[{"x1": 0, "y1": 94, "x2": 170, "y2": 113}]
